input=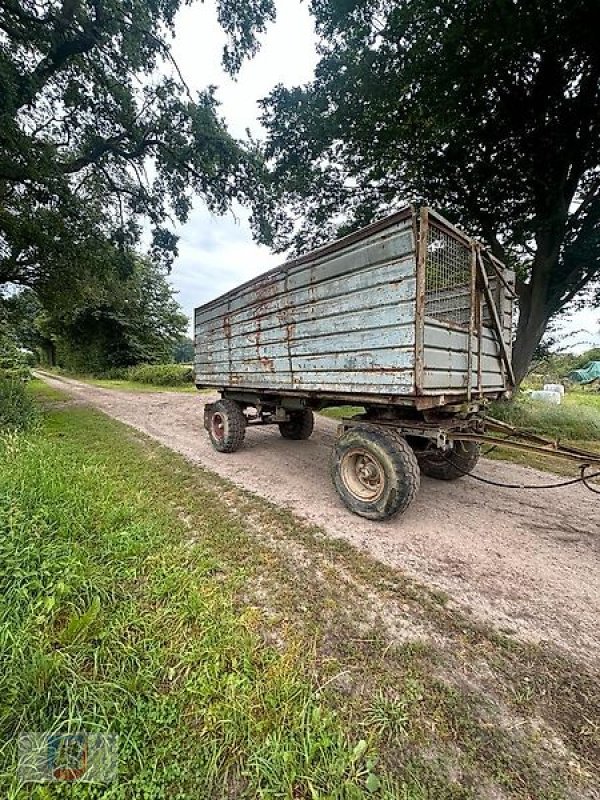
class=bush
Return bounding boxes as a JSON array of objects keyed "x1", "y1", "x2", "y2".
[
  {"x1": 126, "y1": 363, "x2": 193, "y2": 386},
  {"x1": 489, "y1": 394, "x2": 600, "y2": 441},
  {"x1": 0, "y1": 378, "x2": 37, "y2": 431},
  {"x1": 0, "y1": 334, "x2": 32, "y2": 383}
]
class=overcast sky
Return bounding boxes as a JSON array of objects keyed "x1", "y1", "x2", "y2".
[
  {"x1": 166, "y1": 0, "x2": 598, "y2": 353},
  {"x1": 166, "y1": 0, "x2": 316, "y2": 333}
]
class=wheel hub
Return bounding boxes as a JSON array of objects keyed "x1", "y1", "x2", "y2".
[
  {"x1": 340, "y1": 447, "x2": 385, "y2": 502},
  {"x1": 211, "y1": 412, "x2": 225, "y2": 440}
]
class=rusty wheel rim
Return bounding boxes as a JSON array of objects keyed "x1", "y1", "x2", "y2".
[
  {"x1": 211, "y1": 412, "x2": 225, "y2": 441},
  {"x1": 340, "y1": 447, "x2": 385, "y2": 502}
]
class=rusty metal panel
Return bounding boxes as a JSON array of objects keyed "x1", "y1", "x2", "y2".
[
  {"x1": 422, "y1": 321, "x2": 506, "y2": 392},
  {"x1": 194, "y1": 205, "x2": 515, "y2": 403},
  {"x1": 195, "y1": 213, "x2": 418, "y2": 396},
  {"x1": 417, "y1": 212, "x2": 513, "y2": 397}
]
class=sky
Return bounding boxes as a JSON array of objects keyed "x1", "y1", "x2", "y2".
[
  {"x1": 166, "y1": 0, "x2": 317, "y2": 333},
  {"x1": 165, "y1": 1, "x2": 599, "y2": 353}
]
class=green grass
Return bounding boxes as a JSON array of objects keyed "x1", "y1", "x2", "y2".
[
  {"x1": 490, "y1": 393, "x2": 600, "y2": 441},
  {"x1": 2, "y1": 382, "x2": 597, "y2": 798},
  {"x1": 320, "y1": 406, "x2": 365, "y2": 421},
  {"x1": 0, "y1": 377, "x2": 37, "y2": 431},
  {"x1": 563, "y1": 390, "x2": 600, "y2": 413},
  {"x1": 0, "y1": 392, "x2": 404, "y2": 799},
  {"x1": 82, "y1": 377, "x2": 197, "y2": 393},
  {"x1": 38, "y1": 369, "x2": 197, "y2": 394}
]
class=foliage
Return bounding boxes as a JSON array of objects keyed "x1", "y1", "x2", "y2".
[
  {"x1": 0, "y1": 378, "x2": 37, "y2": 431},
  {"x1": 172, "y1": 335, "x2": 195, "y2": 364},
  {"x1": 0, "y1": 0, "x2": 274, "y2": 297},
  {"x1": 0, "y1": 402, "x2": 394, "y2": 799},
  {"x1": 489, "y1": 394, "x2": 600, "y2": 441},
  {"x1": 260, "y1": 0, "x2": 600, "y2": 382},
  {"x1": 126, "y1": 363, "x2": 193, "y2": 386},
  {"x1": 37, "y1": 258, "x2": 188, "y2": 372},
  {"x1": 0, "y1": 309, "x2": 32, "y2": 381},
  {"x1": 528, "y1": 346, "x2": 600, "y2": 385}
]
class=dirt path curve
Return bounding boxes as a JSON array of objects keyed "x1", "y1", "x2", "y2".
[{"x1": 39, "y1": 372, "x2": 599, "y2": 663}]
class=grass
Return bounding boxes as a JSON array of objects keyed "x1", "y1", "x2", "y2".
[
  {"x1": 38, "y1": 369, "x2": 197, "y2": 394},
  {"x1": 0, "y1": 388, "x2": 391, "y2": 799},
  {"x1": 490, "y1": 392, "x2": 600, "y2": 441},
  {"x1": 79, "y1": 377, "x2": 197, "y2": 393},
  {"x1": 2, "y1": 381, "x2": 597, "y2": 798},
  {"x1": 0, "y1": 377, "x2": 37, "y2": 431},
  {"x1": 320, "y1": 406, "x2": 365, "y2": 421}
]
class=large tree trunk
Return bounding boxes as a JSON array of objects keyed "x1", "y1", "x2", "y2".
[
  {"x1": 511, "y1": 220, "x2": 566, "y2": 385},
  {"x1": 512, "y1": 269, "x2": 556, "y2": 385}
]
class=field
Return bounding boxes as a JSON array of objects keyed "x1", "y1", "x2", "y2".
[
  {"x1": 0, "y1": 379, "x2": 598, "y2": 798},
  {"x1": 38, "y1": 366, "x2": 197, "y2": 394}
]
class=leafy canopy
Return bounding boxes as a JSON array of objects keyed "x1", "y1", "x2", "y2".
[
  {"x1": 260, "y1": 0, "x2": 600, "y2": 380},
  {"x1": 0, "y1": 0, "x2": 275, "y2": 292}
]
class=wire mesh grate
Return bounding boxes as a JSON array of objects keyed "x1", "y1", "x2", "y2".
[{"x1": 424, "y1": 223, "x2": 472, "y2": 326}]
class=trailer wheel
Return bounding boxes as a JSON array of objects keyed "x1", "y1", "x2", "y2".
[
  {"x1": 417, "y1": 441, "x2": 480, "y2": 481},
  {"x1": 207, "y1": 398, "x2": 246, "y2": 453},
  {"x1": 278, "y1": 408, "x2": 314, "y2": 440},
  {"x1": 331, "y1": 425, "x2": 420, "y2": 520}
]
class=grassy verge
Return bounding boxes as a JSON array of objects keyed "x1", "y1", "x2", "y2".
[
  {"x1": 75, "y1": 376, "x2": 197, "y2": 393},
  {"x1": 1, "y1": 387, "x2": 387, "y2": 798},
  {"x1": 1, "y1": 382, "x2": 597, "y2": 798},
  {"x1": 37, "y1": 369, "x2": 198, "y2": 393}
]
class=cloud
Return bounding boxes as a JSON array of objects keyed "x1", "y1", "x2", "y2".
[
  {"x1": 169, "y1": 205, "x2": 281, "y2": 333},
  {"x1": 166, "y1": 0, "x2": 317, "y2": 332}
]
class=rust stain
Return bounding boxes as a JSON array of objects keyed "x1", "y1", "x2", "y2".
[{"x1": 259, "y1": 356, "x2": 275, "y2": 372}]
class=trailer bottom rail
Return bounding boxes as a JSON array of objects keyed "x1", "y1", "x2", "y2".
[{"x1": 338, "y1": 415, "x2": 600, "y2": 467}]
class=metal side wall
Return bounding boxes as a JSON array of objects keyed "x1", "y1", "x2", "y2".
[
  {"x1": 418, "y1": 208, "x2": 515, "y2": 397},
  {"x1": 195, "y1": 217, "x2": 418, "y2": 395}
]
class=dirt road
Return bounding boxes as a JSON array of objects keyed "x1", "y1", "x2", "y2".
[{"x1": 39, "y1": 372, "x2": 599, "y2": 663}]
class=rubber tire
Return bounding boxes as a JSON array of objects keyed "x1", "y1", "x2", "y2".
[
  {"x1": 331, "y1": 425, "x2": 420, "y2": 521},
  {"x1": 278, "y1": 408, "x2": 314, "y2": 440},
  {"x1": 417, "y1": 441, "x2": 480, "y2": 481},
  {"x1": 207, "y1": 398, "x2": 246, "y2": 453}
]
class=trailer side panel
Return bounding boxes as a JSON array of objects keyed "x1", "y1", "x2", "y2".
[{"x1": 195, "y1": 216, "x2": 418, "y2": 395}]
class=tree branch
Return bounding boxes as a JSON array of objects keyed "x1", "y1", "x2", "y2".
[{"x1": 11, "y1": 1, "x2": 105, "y2": 111}]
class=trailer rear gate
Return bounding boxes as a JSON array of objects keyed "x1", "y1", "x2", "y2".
[{"x1": 194, "y1": 207, "x2": 514, "y2": 407}]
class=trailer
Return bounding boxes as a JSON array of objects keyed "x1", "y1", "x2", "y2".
[{"x1": 194, "y1": 206, "x2": 598, "y2": 520}]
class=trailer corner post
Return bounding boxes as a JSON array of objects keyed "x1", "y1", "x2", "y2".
[{"x1": 415, "y1": 206, "x2": 428, "y2": 395}]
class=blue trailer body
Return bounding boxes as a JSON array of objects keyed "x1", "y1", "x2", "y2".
[{"x1": 194, "y1": 206, "x2": 515, "y2": 409}]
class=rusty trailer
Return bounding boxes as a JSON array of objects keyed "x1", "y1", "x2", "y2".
[{"x1": 194, "y1": 206, "x2": 598, "y2": 520}]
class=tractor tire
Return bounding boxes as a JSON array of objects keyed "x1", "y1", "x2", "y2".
[
  {"x1": 331, "y1": 425, "x2": 420, "y2": 521},
  {"x1": 417, "y1": 441, "x2": 480, "y2": 481},
  {"x1": 278, "y1": 408, "x2": 314, "y2": 440},
  {"x1": 206, "y1": 398, "x2": 246, "y2": 453}
]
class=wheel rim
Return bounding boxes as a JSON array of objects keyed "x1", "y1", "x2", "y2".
[
  {"x1": 211, "y1": 412, "x2": 225, "y2": 441},
  {"x1": 340, "y1": 447, "x2": 385, "y2": 502}
]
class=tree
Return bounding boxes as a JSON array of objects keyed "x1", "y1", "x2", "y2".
[
  {"x1": 260, "y1": 0, "x2": 600, "y2": 383},
  {"x1": 0, "y1": 0, "x2": 275, "y2": 293},
  {"x1": 172, "y1": 336, "x2": 195, "y2": 363},
  {"x1": 41, "y1": 258, "x2": 188, "y2": 372}
]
